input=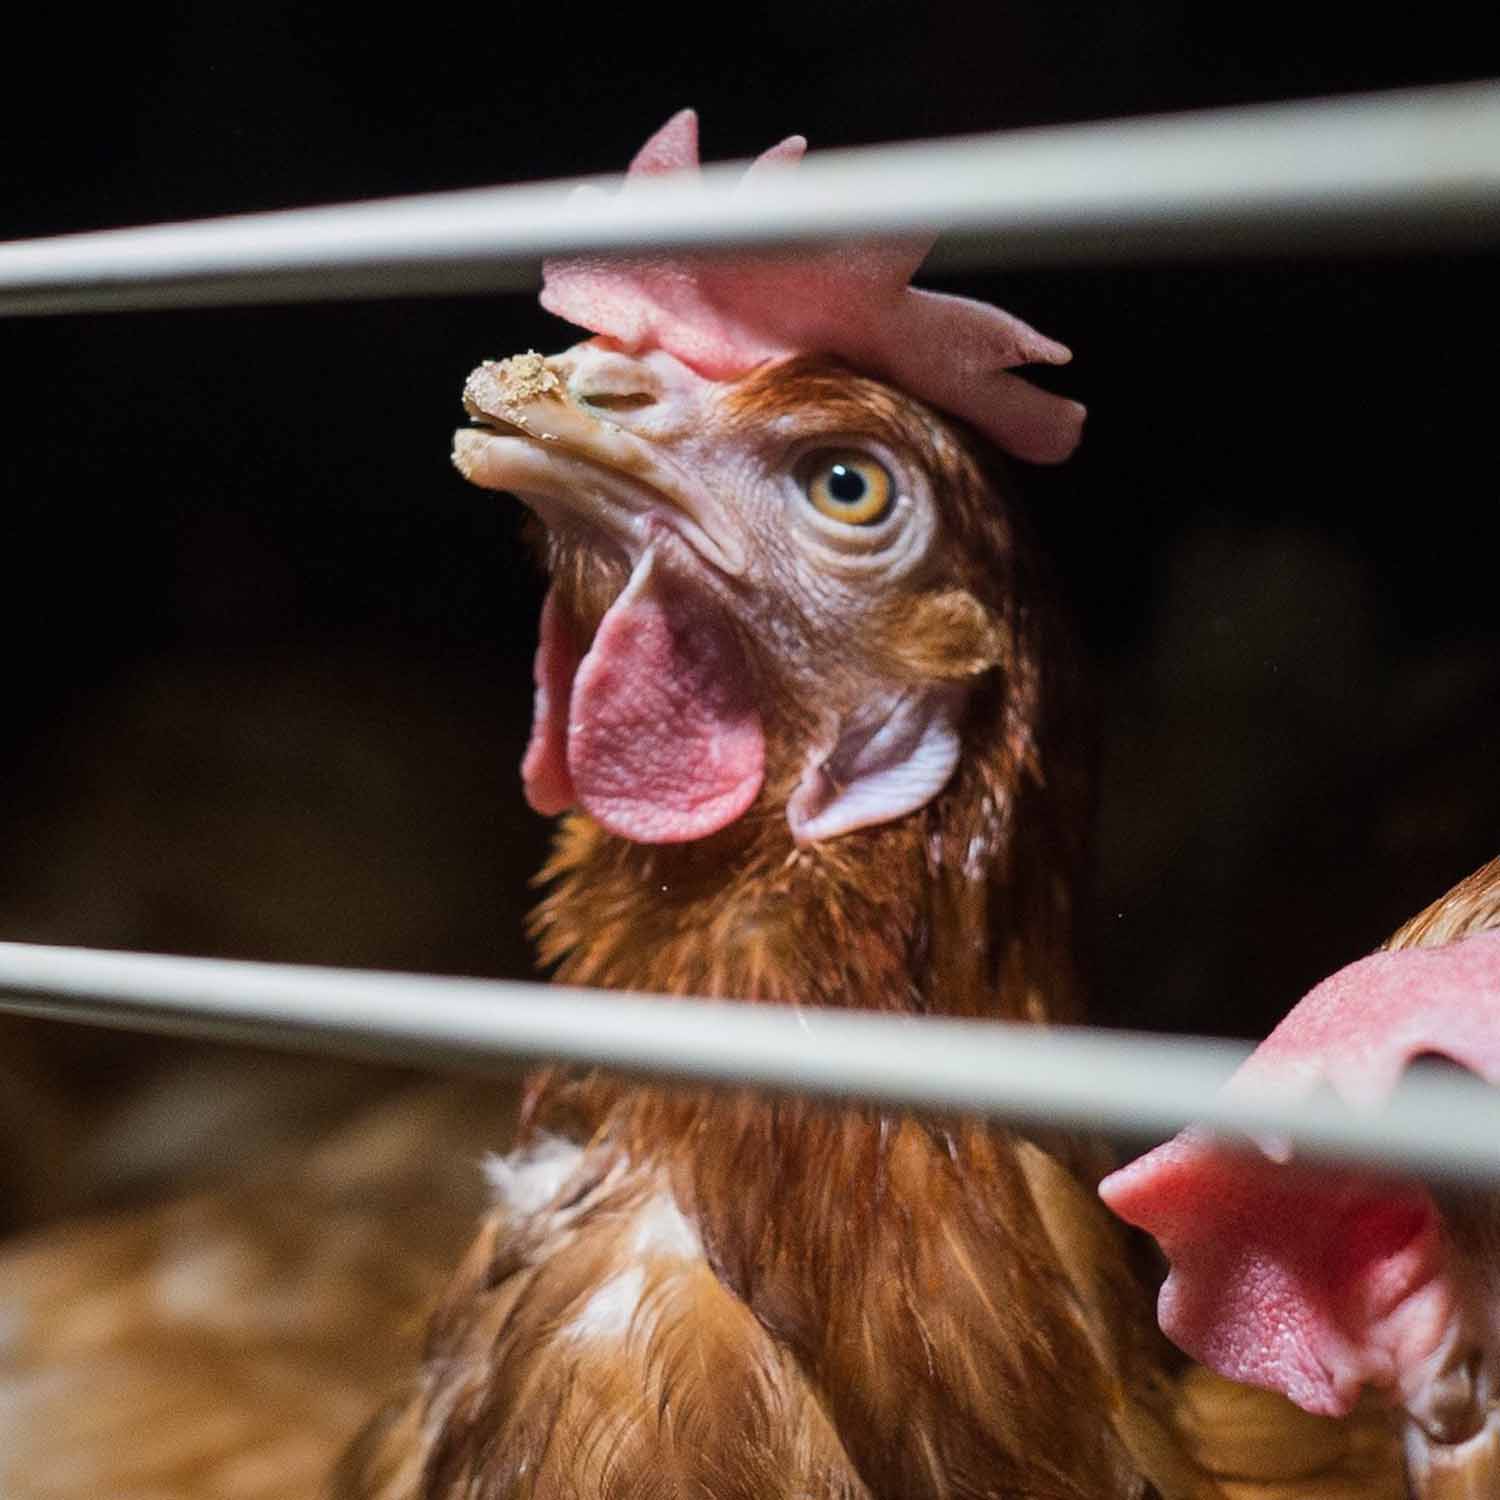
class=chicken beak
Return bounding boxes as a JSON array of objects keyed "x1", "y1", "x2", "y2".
[{"x1": 452, "y1": 351, "x2": 746, "y2": 577}]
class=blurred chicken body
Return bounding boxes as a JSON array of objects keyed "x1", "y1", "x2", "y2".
[{"x1": 0, "y1": 1078, "x2": 521, "y2": 1498}]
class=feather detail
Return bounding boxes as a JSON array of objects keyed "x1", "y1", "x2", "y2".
[
  {"x1": 338, "y1": 1146, "x2": 875, "y2": 1500},
  {"x1": 341, "y1": 1106, "x2": 1176, "y2": 1500}
]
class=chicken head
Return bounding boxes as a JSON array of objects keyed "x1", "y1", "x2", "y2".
[
  {"x1": 454, "y1": 109, "x2": 1085, "y2": 855},
  {"x1": 455, "y1": 341, "x2": 1026, "y2": 848}
]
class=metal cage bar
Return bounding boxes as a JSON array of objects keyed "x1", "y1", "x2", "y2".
[
  {"x1": 4, "y1": 941, "x2": 1500, "y2": 1183},
  {"x1": 1, "y1": 81, "x2": 1496, "y2": 317}
]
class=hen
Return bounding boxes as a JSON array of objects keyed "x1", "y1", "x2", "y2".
[
  {"x1": 334, "y1": 113, "x2": 1379, "y2": 1500},
  {"x1": 1104, "y1": 855, "x2": 1500, "y2": 1496}
]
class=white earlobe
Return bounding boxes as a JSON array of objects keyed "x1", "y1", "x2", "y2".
[{"x1": 787, "y1": 684, "x2": 967, "y2": 844}]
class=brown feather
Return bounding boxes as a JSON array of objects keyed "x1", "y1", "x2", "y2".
[{"x1": 1385, "y1": 855, "x2": 1500, "y2": 953}]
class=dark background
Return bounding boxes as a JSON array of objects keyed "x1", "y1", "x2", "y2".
[{"x1": 1, "y1": 6, "x2": 1496, "y2": 1212}]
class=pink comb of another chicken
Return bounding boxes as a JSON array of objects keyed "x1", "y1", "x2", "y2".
[
  {"x1": 1101, "y1": 929, "x2": 1500, "y2": 1419},
  {"x1": 541, "y1": 109, "x2": 1085, "y2": 465}
]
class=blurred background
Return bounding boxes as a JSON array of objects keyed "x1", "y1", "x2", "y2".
[{"x1": 1, "y1": 4, "x2": 1497, "y2": 1233}]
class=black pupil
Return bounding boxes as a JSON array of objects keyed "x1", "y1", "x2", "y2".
[{"x1": 827, "y1": 463, "x2": 867, "y2": 504}]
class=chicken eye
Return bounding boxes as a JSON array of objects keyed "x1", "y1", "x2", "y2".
[{"x1": 800, "y1": 451, "x2": 894, "y2": 526}]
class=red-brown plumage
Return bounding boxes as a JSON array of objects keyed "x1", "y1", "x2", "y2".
[{"x1": 332, "y1": 348, "x2": 1404, "y2": 1499}]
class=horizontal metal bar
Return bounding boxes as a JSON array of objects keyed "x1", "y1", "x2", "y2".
[
  {"x1": 2, "y1": 82, "x2": 1497, "y2": 318},
  {"x1": 3, "y1": 940, "x2": 1500, "y2": 1185}
]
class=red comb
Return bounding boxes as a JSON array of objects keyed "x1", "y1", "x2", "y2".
[{"x1": 541, "y1": 110, "x2": 1085, "y2": 465}]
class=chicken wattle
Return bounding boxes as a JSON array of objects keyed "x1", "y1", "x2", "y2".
[{"x1": 527, "y1": 560, "x2": 763, "y2": 842}]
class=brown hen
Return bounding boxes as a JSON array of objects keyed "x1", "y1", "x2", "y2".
[
  {"x1": 333, "y1": 329, "x2": 1399, "y2": 1500},
  {"x1": 339, "y1": 345, "x2": 1117, "y2": 1497}
]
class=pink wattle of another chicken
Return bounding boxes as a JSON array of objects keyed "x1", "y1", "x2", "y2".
[{"x1": 1102, "y1": 921, "x2": 1500, "y2": 1491}]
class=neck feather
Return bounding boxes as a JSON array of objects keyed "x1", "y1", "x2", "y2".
[
  {"x1": 520, "y1": 656, "x2": 1102, "y2": 1293},
  {"x1": 529, "y1": 669, "x2": 1088, "y2": 1025}
]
